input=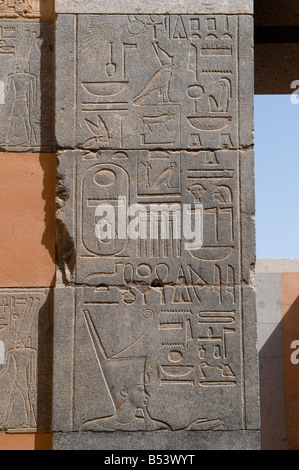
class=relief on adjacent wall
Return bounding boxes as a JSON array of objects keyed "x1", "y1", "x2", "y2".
[
  {"x1": 0, "y1": 20, "x2": 55, "y2": 151},
  {"x1": 0, "y1": 0, "x2": 54, "y2": 18},
  {"x1": 0, "y1": 290, "x2": 49, "y2": 433}
]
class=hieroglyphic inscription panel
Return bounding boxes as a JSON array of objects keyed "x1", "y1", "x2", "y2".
[
  {"x1": 0, "y1": 289, "x2": 52, "y2": 433},
  {"x1": 0, "y1": 20, "x2": 55, "y2": 151},
  {"x1": 57, "y1": 149, "x2": 240, "y2": 287},
  {"x1": 55, "y1": 148, "x2": 245, "y2": 431},
  {"x1": 54, "y1": 9, "x2": 259, "y2": 445},
  {"x1": 57, "y1": 14, "x2": 254, "y2": 151}
]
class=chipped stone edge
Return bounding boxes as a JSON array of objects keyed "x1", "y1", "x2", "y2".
[{"x1": 55, "y1": 0, "x2": 253, "y2": 15}]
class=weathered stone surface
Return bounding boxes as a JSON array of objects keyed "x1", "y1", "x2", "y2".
[
  {"x1": 240, "y1": 149, "x2": 255, "y2": 284},
  {"x1": 55, "y1": 15, "x2": 77, "y2": 149},
  {"x1": 0, "y1": 288, "x2": 53, "y2": 433},
  {"x1": 53, "y1": 265, "x2": 258, "y2": 437},
  {"x1": 0, "y1": 20, "x2": 55, "y2": 152},
  {"x1": 54, "y1": 150, "x2": 259, "y2": 439},
  {"x1": 0, "y1": 0, "x2": 54, "y2": 18},
  {"x1": 53, "y1": 284, "x2": 248, "y2": 433},
  {"x1": 56, "y1": 149, "x2": 243, "y2": 286},
  {"x1": 52, "y1": 287, "x2": 75, "y2": 433},
  {"x1": 56, "y1": 14, "x2": 254, "y2": 150},
  {"x1": 53, "y1": 430, "x2": 260, "y2": 450},
  {"x1": 55, "y1": 0, "x2": 253, "y2": 15},
  {"x1": 54, "y1": 6, "x2": 259, "y2": 450}
]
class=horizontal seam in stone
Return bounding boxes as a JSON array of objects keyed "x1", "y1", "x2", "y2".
[{"x1": 56, "y1": 146, "x2": 254, "y2": 153}]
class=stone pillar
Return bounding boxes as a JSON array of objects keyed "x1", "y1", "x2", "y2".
[{"x1": 53, "y1": 0, "x2": 260, "y2": 450}]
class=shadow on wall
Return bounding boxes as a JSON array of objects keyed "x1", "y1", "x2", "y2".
[
  {"x1": 258, "y1": 273, "x2": 299, "y2": 450},
  {"x1": 36, "y1": 288, "x2": 54, "y2": 435},
  {"x1": 35, "y1": 433, "x2": 52, "y2": 450},
  {"x1": 34, "y1": 16, "x2": 58, "y2": 449},
  {"x1": 259, "y1": 321, "x2": 287, "y2": 450},
  {"x1": 40, "y1": 16, "x2": 56, "y2": 151},
  {"x1": 34, "y1": 6, "x2": 61, "y2": 450},
  {"x1": 0, "y1": 433, "x2": 52, "y2": 450},
  {"x1": 281, "y1": 281, "x2": 299, "y2": 450},
  {"x1": 39, "y1": 1, "x2": 55, "y2": 18},
  {"x1": 39, "y1": 154, "x2": 56, "y2": 285},
  {"x1": 38, "y1": 19, "x2": 56, "y2": 287}
]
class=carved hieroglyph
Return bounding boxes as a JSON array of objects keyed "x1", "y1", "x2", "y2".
[
  {"x1": 57, "y1": 150, "x2": 240, "y2": 286},
  {"x1": 56, "y1": 14, "x2": 253, "y2": 151},
  {"x1": 0, "y1": 289, "x2": 52, "y2": 433},
  {"x1": 0, "y1": 20, "x2": 55, "y2": 151},
  {"x1": 54, "y1": 12, "x2": 258, "y2": 440},
  {"x1": 0, "y1": 1, "x2": 54, "y2": 18},
  {"x1": 55, "y1": 146, "x2": 256, "y2": 432}
]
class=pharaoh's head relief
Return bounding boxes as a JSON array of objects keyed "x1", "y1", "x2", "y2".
[{"x1": 79, "y1": 308, "x2": 227, "y2": 431}]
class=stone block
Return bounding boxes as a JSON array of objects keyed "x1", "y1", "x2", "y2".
[
  {"x1": 55, "y1": 0, "x2": 253, "y2": 15},
  {"x1": 0, "y1": 0, "x2": 54, "y2": 18},
  {"x1": 55, "y1": 14, "x2": 77, "y2": 149},
  {"x1": 53, "y1": 430, "x2": 260, "y2": 450},
  {"x1": 240, "y1": 149, "x2": 255, "y2": 284},
  {"x1": 53, "y1": 285, "x2": 259, "y2": 438},
  {"x1": 0, "y1": 20, "x2": 55, "y2": 152},
  {"x1": 53, "y1": 285, "x2": 247, "y2": 433},
  {"x1": 0, "y1": 153, "x2": 56, "y2": 287},
  {"x1": 0, "y1": 288, "x2": 53, "y2": 433},
  {"x1": 52, "y1": 287, "x2": 75, "y2": 433},
  {"x1": 56, "y1": 13, "x2": 254, "y2": 151},
  {"x1": 56, "y1": 149, "x2": 245, "y2": 287}
]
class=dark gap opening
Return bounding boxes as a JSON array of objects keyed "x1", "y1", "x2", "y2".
[{"x1": 151, "y1": 279, "x2": 164, "y2": 288}]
